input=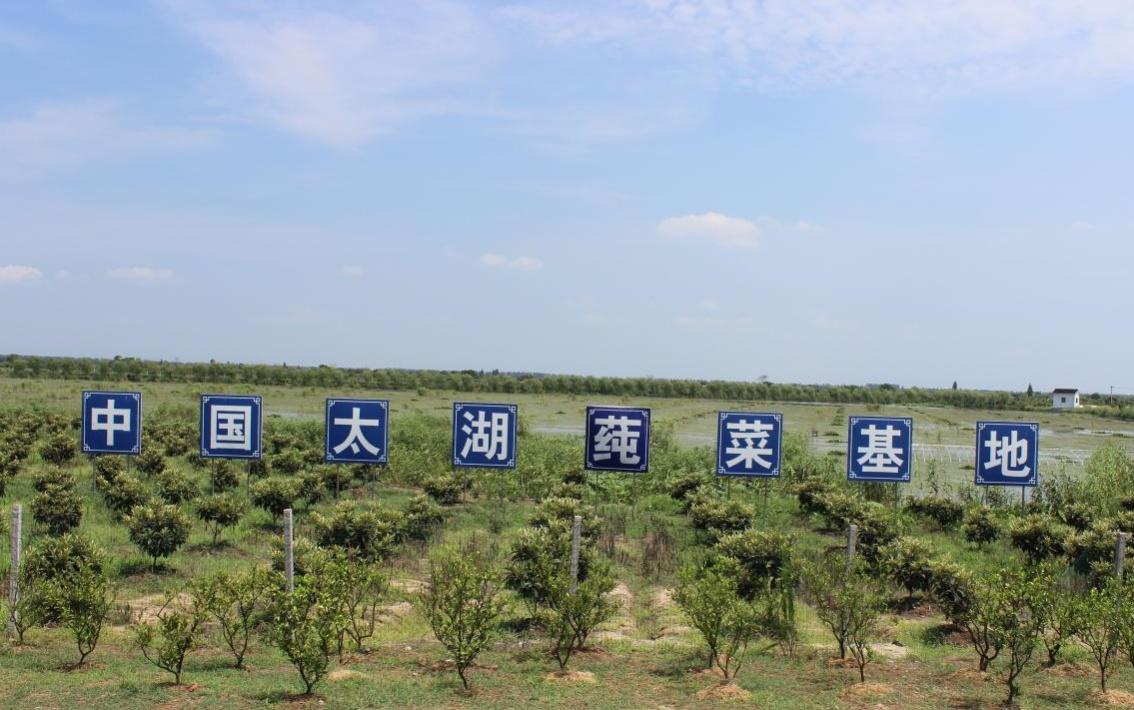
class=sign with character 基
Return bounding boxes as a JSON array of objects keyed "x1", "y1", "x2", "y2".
[{"x1": 847, "y1": 416, "x2": 912, "y2": 483}]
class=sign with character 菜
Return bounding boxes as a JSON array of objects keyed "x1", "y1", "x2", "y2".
[
  {"x1": 975, "y1": 421, "x2": 1038, "y2": 487},
  {"x1": 325, "y1": 398, "x2": 389, "y2": 465},
  {"x1": 716, "y1": 411, "x2": 782, "y2": 477},
  {"x1": 200, "y1": 394, "x2": 263, "y2": 460},
  {"x1": 452, "y1": 402, "x2": 518, "y2": 468},
  {"x1": 585, "y1": 405, "x2": 650, "y2": 473},
  {"x1": 847, "y1": 416, "x2": 912, "y2": 483},
  {"x1": 82, "y1": 390, "x2": 142, "y2": 455}
]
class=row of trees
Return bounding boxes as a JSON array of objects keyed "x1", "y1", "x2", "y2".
[{"x1": 0, "y1": 353, "x2": 1070, "y2": 410}]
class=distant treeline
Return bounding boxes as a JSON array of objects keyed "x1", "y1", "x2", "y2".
[{"x1": 11, "y1": 353, "x2": 1125, "y2": 414}]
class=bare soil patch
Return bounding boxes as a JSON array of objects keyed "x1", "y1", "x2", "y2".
[
  {"x1": 544, "y1": 670, "x2": 596, "y2": 684},
  {"x1": 695, "y1": 682, "x2": 752, "y2": 701}
]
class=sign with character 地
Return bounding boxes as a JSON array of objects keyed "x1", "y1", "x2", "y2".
[{"x1": 975, "y1": 421, "x2": 1038, "y2": 487}]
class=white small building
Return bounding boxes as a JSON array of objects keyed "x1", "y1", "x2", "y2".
[{"x1": 1051, "y1": 388, "x2": 1081, "y2": 410}]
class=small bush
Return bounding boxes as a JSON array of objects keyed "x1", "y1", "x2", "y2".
[
  {"x1": 156, "y1": 470, "x2": 199, "y2": 505},
  {"x1": 689, "y1": 497, "x2": 754, "y2": 539},
  {"x1": 125, "y1": 501, "x2": 192, "y2": 571},
  {"x1": 31, "y1": 484, "x2": 83, "y2": 535},
  {"x1": 963, "y1": 507, "x2": 1000, "y2": 546},
  {"x1": 39, "y1": 431, "x2": 77, "y2": 466},
  {"x1": 399, "y1": 494, "x2": 444, "y2": 543},
  {"x1": 134, "y1": 448, "x2": 166, "y2": 477},
  {"x1": 419, "y1": 544, "x2": 507, "y2": 691},
  {"x1": 194, "y1": 567, "x2": 273, "y2": 669},
  {"x1": 135, "y1": 594, "x2": 208, "y2": 685},
  {"x1": 210, "y1": 460, "x2": 240, "y2": 492},
  {"x1": 906, "y1": 496, "x2": 964, "y2": 529},
  {"x1": 42, "y1": 565, "x2": 114, "y2": 666},
  {"x1": 423, "y1": 474, "x2": 462, "y2": 505},
  {"x1": 670, "y1": 473, "x2": 708, "y2": 511},
  {"x1": 1059, "y1": 501, "x2": 1095, "y2": 532},
  {"x1": 311, "y1": 502, "x2": 399, "y2": 562},
  {"x1": 795, "y1": 478, "x2": 835, "y2": 516},
  {"x1": 267, "y1": 568, "x2": 346, "y2": 695},
  {"x1": 250, "y1": 477, "x2": 301, "y2": 522},
  {"x1": 196, "y1": 493, "x2": 248, "y2": 545},
  {"x1": 100, "y1": 473, "x2": 150, "y2": 519},
  {"x1": 877, "y1": 537, "x2": 937, "y2": 599},
  {"x1": 1009, "y1": 514, "x2": 1069, "y2": 564},
  {"x1": 715, "y1": 529, "x2": 795, "y2": 599}
]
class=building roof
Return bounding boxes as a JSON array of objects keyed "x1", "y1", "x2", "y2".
[{"x1": 1051, "y1": 388, "x2": 1079, "y2": 395}]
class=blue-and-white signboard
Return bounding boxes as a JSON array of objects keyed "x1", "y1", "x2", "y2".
[
  {"x1": 200, "y1": 394, "x2": 262, "y2": 460},
  {"x1": 81, "y1": 390, "x2": 142, "y2": 455},
  {"x1": 585, "y1": 405, "x2": 650, "y2": 473},
  {"x1": 847, "y1": 416, "x2": 913, "y2": 483},
  {"x1": 975, "y1": 421, "x2": 1038, "y2": 487},
  {"x1": 325, "y1": 398, "x2": 389, "y2": 465},
  {"x1": 716, "y1": 411, "x2": 782, "y2": 477},
  {"x1": 452, "y1": 402, "x2": 517, "y2": 469}
]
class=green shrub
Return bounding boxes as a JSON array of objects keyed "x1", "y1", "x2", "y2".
[
  {"x1": 927, "y1": 560, "x2": 975, "y2": 625},
  {"x1": 1009, "y1": 514, "x2": 1069, "y2": 564},
  {"x1": 715, "y1": 529, "x2": 795, "y2": 599},
  {"x1": 399, "y1": 494, "x2": 444, "y2": 542},
  {"x1": 540, "y1": 559, "x2": 618, "y2": 670},
  {"x1": 310, "y1": 502, "x2": 399, "y2": 562},
  {"x1": 423, "y1": 474, "x2": 462, "y2": 505},
  {"x1": 1059, "y1": 501, "x2": 1095, "y2": 532},
  {"x1": 297, "y1": 470, "x2": 326, "y2": 506},
  {"x1": 530, "y1": 496, "x2": 600, "y2": 541},
  {"x1": 817, "y1": 492, "x2": 867, "y2": 531},
  {"x1": 689, "y1": 497, "x2": 754, "y2": 539},
  {"x1": 250, "y1": 477, "x2": 301, "y2": 522},
  {"x1": 419, "y1": 544, "x2": 507, "y2": 691},
  {"x1": 906, "y1": 496, "x2": 964, "y2": 529},
  {"x1": 39, "y1": 431, "x2": 77, "y2": 466},
  {"x1": 670, "y1": 473, "x2": 708, "y2": 511},
  {"x1": 319, "y1": 465, "x2": 354, "y2": 499},
  {"x1": 963, "y1": 507, "x2": 1000, "y2": 546},
  {"x1": 135, "y1": 594, "x2": 208, "y2": 685},
  {"x1": 795, "y1": 478, "x2": 835, "y2": 516},
  {"x1": 42, "y1": 565, "x2": 114, "y2": 666},
  {"x1": 878, "y1": 537, "x2": 937, "y2": 599},
  {"x1": 505, "y1": 526, "x2": 595, "y2": 614},
  {"x1": 195, "y1": 493, "x2": 248, "y2": 545},
  {"x1": 33, "y1": 467, "x2": 75, "y2": 492},
  {"x1": 134, "y1": 448, "x2": 166, "y2": 477},
  {"x1": 31, "y1": 484, "x2": 83, "y2": 535},
  {"x1": 210, "y1": 460, "x2": 240, "y2": 492},
  {"x1": 125, "y1": 501, "x2": 192, "y2": 571},
  {"x1": 194, "y1": 567, "x2": 273, "y2": 669},
  {"x1": 1066, "y1": 523, "x2": 1120, "y2": 583},
  {"x1": 156, "y1": 470, "x2": 199, "y2": 505},
  {"x1": 267, "y1": 567, "x2": 346, "y2": 695},
  {"x1": 100, "y1": 473, "x2": 150, "y2": 519}
]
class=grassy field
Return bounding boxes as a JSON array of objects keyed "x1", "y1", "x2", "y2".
[{"x1": 3, "y1": 377, "x2": 1134, "y2": 708}]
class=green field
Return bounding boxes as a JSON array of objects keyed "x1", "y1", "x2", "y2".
[{"x1": 3, "y1": 377, "x2": 1134, "y2": 708}]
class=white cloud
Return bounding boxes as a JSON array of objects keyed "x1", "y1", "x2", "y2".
[
  {"x1": 658, "y1": 212, "x2": 760, "y2": 249},
  {"x1": 504, "y1": 1, "x2": 1134, "y2": 96},
  {"x1": 699, "y1": 298, "x2": 719, "y2": 311},
  {"x1": 0, "y1": 265, "x2": 42, "y2": 284},
  {"x1": 480, "y1": 253, "x2": 544, "y2": 271},
  {"x1": 341, "y1": 265, "x2": 365, "y2": 278},
  {"x1": 0, "y1": 101, "x2": 207, "y2": 176},
  {"x1": 174, "y1": 2, "x2": 490, "y2": 147},
  {"x1": 109, "y1": 266, "x2": 174, "y2": 281}
]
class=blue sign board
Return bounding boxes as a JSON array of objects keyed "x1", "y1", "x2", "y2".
[
  {"x1": 200, "y1": 394, "x2": 262, "y2": 459},
  {"x1": 847, "y1": 416, "x2": 913, "y2": 483},
  {"x1": 975, "y1": 421, "x2": 1039, "y2": 487},
  {"x1": 452, "y1": 402, "x2": 517, "y2": 469},
  {"x1": 325, "y1": 398, "x2": 389, "y2": 465},
  {"x1": 81, "y1": 390, "x2": 142, "y2": 455},
  {"x1": 585, "y1": 405, "x2": 650, "y2": 473},
  {"x1": 716, "y1": 411, "x2": 782, "y2": 477}
]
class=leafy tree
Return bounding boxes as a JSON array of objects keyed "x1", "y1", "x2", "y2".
[
  {"x1": 689, "y1": 497, "x2": 754, "y2": 540},
  {"x1": 311, "y1": 502, "x2": 399, "y2": 562},
  {"x1": 250, "y1": 477, "x2": 301, "y2": 523},
  {"x1": 1008, "y1": 514, "x2": 1069, "y2": 564},
  {"x1": 878, "y1": 537, "x2": 937, "y2": 600},
  {"x1": 100, "y1": 473, "x2": 150, "y2": 519},
  {"x1": 135, "y1": 594, "x2": 208, "y2": 685},
  {"x1": 1035, "y1": 573, "x2": 1084, "y2": 667},
  {"x1": 906, "y1": 496, "x2": 964, "y2": 529},
  {"x1": 540, "y1": 559, "x2": 617, "y2": 670},
  {"x1": 419, "y1": 545, "x2": 507, "y2": 691},
  {"x1": 987, "y1": 569, "x2": 1047, "y2": 705},
  {"x1": 31, "y1": 484, "x2": 83, "y2": 535},
  {"x1": 714, "y1": 529, "x2": 795, "y2": 599},
  {"x1": 125, "y1": 501, "x2": 192, "y2": 571},
  {"x1": 156, "y1": 470, "x2": 199, "y2": 505},
  {"x1": 398, "y1": 494, "x2": 444, "y2": 543},
  {"x1": 963, "y1": 507, "x2": 1000, "y2": 546},
  {"x1": 39, "y1": 431, "x2": 77, "y2": 466},
  {"x1": 423, "y1": 474, "x2": 462, "y2": 505},
  {"x1": 268, "y1": 569, "x2": 346, "y2": 695},
  {"x1": 674, "y1": 560, "x2": 747, "y2": 669},
  {"x1": 195, "y1": 493, "x2": 247, "y2": 545},
  {"x1": 134, "y1": 448, "x2": 166, "y2": 477},
  {"x1": 42, "y1": 565, "x2": 114, "y2": 666},
  {"x1": 210, "y1": 460, "x2": 240, "y2": 492},
  {"x1": 1077, "y1": 581, "x2": 1122, "y2": 691},
  {"x1": 803, "y1": 557, "x2": 883, "y2": 671},
  {"x1": 844, "y1": 574, "x2": 886, "y2": 683},
  {"x1": 195, "y1": 568, "x2": 273, "y2": 668},
  {"x1": 333, "y1": 560, "x2": 390, "y2": 652}
]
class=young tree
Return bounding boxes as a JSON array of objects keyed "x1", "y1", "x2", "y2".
[
  {"x1": 540, "y1": 559, "x2": 618, "y2": 671},
  {"x1": 959, "y1": 572, "x2": 1005, "y2": 672},
  {"x1": 1077, "y1": 581, "x2": 1121, "y2": 692},
  {"x1": 337, "y1": 561, "x2": 390, "y2": 653},
  {"x1": 419, "y1": 545, "x2": 508, "y2": 691},
  {"x1": 987, "y1": 569, "x2": 1047, "y2": 705},
  {"x1": 194, "y1": 568, "x2": 272, "y2": 669},
  {"x1": 674, "y1": 561, "x2": 744, "y2": 669},
  {"x1": 43, "y1": 566, "x2": 114, "y2": 666},
  {"x1": 267, "y1": 568, "x2": 346, "y2": 696},
  {"x1": 1036, "y1": 575, "x2": 1084, "y2": 667},
  {"x1": 135, "y1": 594, "x2": 209, "y2": 685},
  {"x1": 250, "y1": 477, "x2": 301, "y2": 523},
  {"x1": 125, "y1": 501, "x2": 192, "y2": 571},
  {"x1": 195, "y1": 493, "x2": 247, "y2": 545},
  {"x1": 31, "y1": 484, "x2": 83, "y2": 535}
]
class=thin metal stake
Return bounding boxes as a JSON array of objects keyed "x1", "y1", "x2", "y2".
[
  {"x1": 846, "y1": 524, "x2": 858, "y2": 570},
  {"x1": 1116, "y1": 532, "x2": 1128, "y2": 579},
  {"x1": 7, "y1": 504, "x2": 22, "y2": 638},
  {"x1": 570, "y1": 515, "x2": 582, "y2": 594},
  {"x1": 283, "y1": 508, "x2": 295, "y2": 593}
]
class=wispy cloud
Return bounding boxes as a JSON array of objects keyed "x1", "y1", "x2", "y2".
[
  {"x1": 0, "y1": 100, "x2": 207, "y2": 176},
  {"x1": 504, "y1": 1, "x2": 1134, "y2": 96},
  {"x1": 0, "y1": 265, "x2": 43, "y2": 284},
  {"x1": 173, "y1": 2, "x2": 490, "y2": 147},
  {"x1": 109, "y1": 266, "x2": 174, "y2": 281},
  {"x1": 658, "y1": 212, "x2": 760, "y2": 249},
  {"x1": 480, "y1": 253, "x2": 544, "y2": 271},
  {"x1": 341, "y1": 265, "x2": 365, "y2": 278}
]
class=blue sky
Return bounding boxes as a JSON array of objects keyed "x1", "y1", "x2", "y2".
[{"x1": 3, "y1": 1, "x2": 1134, "y2": 393}]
